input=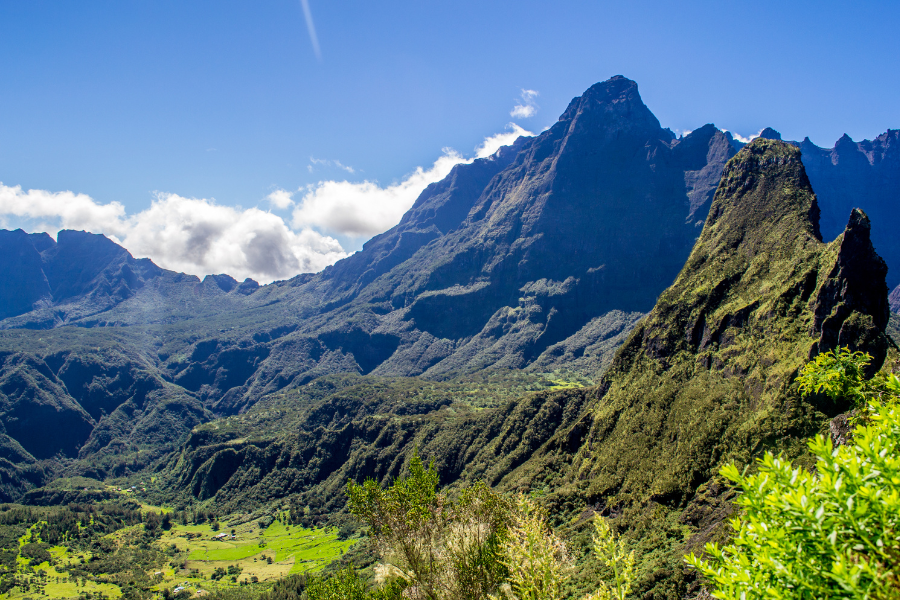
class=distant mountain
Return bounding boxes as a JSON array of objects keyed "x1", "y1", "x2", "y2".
[
  {"x1": 737, "y1": 127, "x2": 900, "y2": 288},
  {"x1": 0, "y1": 76, "x2": 896, "y2": 501},
  {"x1": 0, "y1": 228, "x2": 259, "y2": 329},
  {"x1": 151, "y1": 139, "x2": 891, "y2": 598},
  {"x1": 304, "y1": 76, "x2": 736, "y2": 379}
]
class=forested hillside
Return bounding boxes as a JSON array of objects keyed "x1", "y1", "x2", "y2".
[{"x1": 139, "y1": 139, "x2": 893, "y2": 598}]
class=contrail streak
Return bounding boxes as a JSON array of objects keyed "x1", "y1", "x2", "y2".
[{"x1": 300, "y1": 0, "x2": 322, "y2": 62}]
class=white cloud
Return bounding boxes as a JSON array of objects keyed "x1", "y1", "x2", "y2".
[
  {"x1": 292, "y1": 150, "x2": 465, "y2": 238},
  {"x1": 0, "y1": 185, "x2": 127, "y2": 235},
  {"x1": 510, "y1": 89, "x2": 539, "y2": 119},
  {"x1": 292, "y1": 124, "x2": 534, "y2": 238},
  {"x1": 0, "y1": 123, "x2": 535, "y2": 283},
  {"x1": 510, "y1": 105, "x2": 536, "y2": 118},
  {"x1": 475, "y1": 123, "x2": 532, "y2": 159},
  {"x1": 726, "y1": 129, "x2": 766, "y2": 144},
  {"x1": 309, "y1": 157, "x2": 355, "y2": 174},
  {"x1": 0, "y1": 182, "x2": 346, "y2": 284},
  {"x1": 266, "y1": 189, "x2": 294, "y2": 209}
]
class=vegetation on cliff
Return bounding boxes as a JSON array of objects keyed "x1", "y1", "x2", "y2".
[{"x1": 688, "y1": 349, "x2": 900, "y2": 599}]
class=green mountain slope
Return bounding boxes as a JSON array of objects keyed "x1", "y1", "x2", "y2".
[
  {"x1": 0, "y1": 77, "x2": 742, "y2": 497},
  {"x1": 149, "y1": 139, "x2": 891, "y2": 597},
  {"x1": 540, "y1": 138, "x2": 889, "y2": 503}
]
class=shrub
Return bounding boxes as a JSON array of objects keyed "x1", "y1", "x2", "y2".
[
  {"x1": 687, "y1": 349, "x2": 900, "y2": 599},
  {"x1": 346, "y1": 451, "x2": 512, "y2": 600},
  {"x1": 303, "y1": 567, "x2": 405, "y2": 600},
  {"x1": 582, "y1": 517, "x2": 634, "y2": 600},
  {"x1": 489, "y1": 494, "x2": 572, "y2": 600}
]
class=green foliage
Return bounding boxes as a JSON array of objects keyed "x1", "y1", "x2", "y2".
[
  {"x1": 19, "y1": 542, "x2": 52, "y2": 566},
  {"x1": 797, "y1": 347, "x2": 874, "y2": 407},
  {"x1": 302, "y1": 567, "x2": 405, "y2": 600},
  {"x1": 687, "y1": 349, "x2": 900, "y2": 599},
  {"x1": 490, "y1": 494, "x2": 571, "y2": 600},
  {"x1": 347, "y1": 452, "x2": 513, "y2": 600},
  {"x1": 304, "y1": 568, "x2": 368, "y2": 600},
  {"x1": 582, "y1": 517, "x2": 634, "y2": 600}
]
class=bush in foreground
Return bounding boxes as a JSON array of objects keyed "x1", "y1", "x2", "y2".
[{"x1": 687, "y1": 349, "x2": 900, "y2": 599}]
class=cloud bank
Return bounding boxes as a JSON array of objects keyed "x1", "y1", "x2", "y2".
[
  {"x1": 0, "y1": 123, "x2": 533, "y2": 284},
  {"x1": 292, "y1": 123, "x2": 532, "y2": 238},
  {"x1": 0, "y1": 183, "x2": 346, "y2": 284}
]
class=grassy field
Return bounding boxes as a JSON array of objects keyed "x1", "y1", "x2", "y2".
[
  {"x1": 158, "y1": 520, "x2": 354, "y2": 590},
  {"x1": 163, "y1": 516, "x2": 354, "y2": 587},
  {"x1": 1, "y1": 509, "x2": 355, "y2": 599},
  {"x1": 3, "y1": 526, "x2": 123, "y2": 600}
]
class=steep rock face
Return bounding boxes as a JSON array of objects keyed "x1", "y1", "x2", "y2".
[
  {"x1": 327, "y1": 76, "x2": 738, "y2": 377},
  {"x1": 538, "y1": 139, "x2": 889, "y2": 498},
  {"x1": 40, "y1": 230, "x2": 162, "y2": 304},
  {"x1": 797, "y1": 130, "x2": 900, "y2": 287},
  {"x1": 313, "y1": 138, "x2": 530, "y2": 303},
  {"x1": 0, "y1": 230, "x2": 51, "y2": 320}
]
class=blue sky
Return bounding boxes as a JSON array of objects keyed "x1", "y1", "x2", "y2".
[{"x1": 1, "y1": 1, "x2": 898, "y2": 282}]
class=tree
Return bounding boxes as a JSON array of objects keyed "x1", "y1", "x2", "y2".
[
  {"x1": 490, "y1": 494, "x2": 572, "y2": 600},
  {"x1": 346, "y1": 451, "x2": 513, "y2": 600},
  {"x1": 687, "y1": 349, "x2": 900, "y2": 599}
]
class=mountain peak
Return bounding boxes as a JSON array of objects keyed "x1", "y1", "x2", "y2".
[
  {"x1": 705, "y1": 138, "x2": 819, "y2": 247},
  {"x1": 558, "y1": 75, "x2": 661, "y2": 133},
  {"x1": 836, "y1": 133, "x2": 856, "y2": 148},
  {"x1": 758, "y1": 127, "x2": 782, "y2": 140}
]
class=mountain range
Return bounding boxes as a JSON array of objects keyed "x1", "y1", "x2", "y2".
[
  {"x1": 1, "y1": 75, "x2": 898, "y2": 597},
  {"x1": 1, "y1": 77, "x2": 898, "y2": 494},
  {"x1": 152, "y1": 137, "x2": 892, "y2": 598},
  {"x1": 0, "y1": 75, "x2": 895, "y2": 495}
]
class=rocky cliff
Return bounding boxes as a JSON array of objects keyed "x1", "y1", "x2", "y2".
[{"x1": 750, "y1": 127, "x2": 900, "y2": 288}]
